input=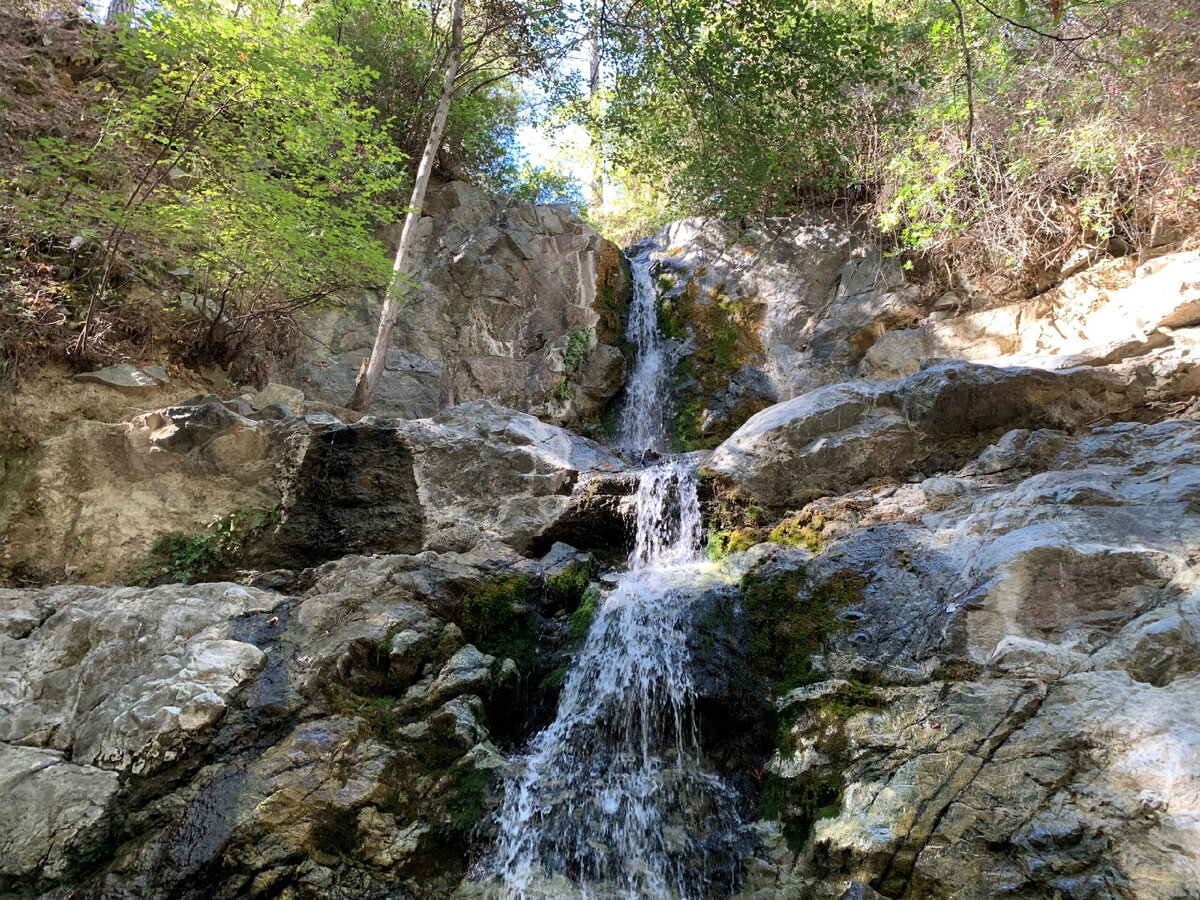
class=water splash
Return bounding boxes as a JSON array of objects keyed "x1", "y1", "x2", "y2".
[
  {"x1": 619, "y1": 253, "x2": 672, "y2": 458},
  {"x1": 490, "y1": 465, "x2": 741, "y2": 899}
]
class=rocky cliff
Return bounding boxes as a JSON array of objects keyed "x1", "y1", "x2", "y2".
[
  {"x1": 1, "y1": 197, "x2": 1198, "y2": 900},
  {"x1": 288, "y1": 181, "x2": 630, "y2": 430}
]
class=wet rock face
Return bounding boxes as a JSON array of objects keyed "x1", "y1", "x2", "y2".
[
  {"x1": 731, "y1": 419, "x2": 1200, "y2": 900},
  {"x1": 631, "y1": 215, "x2": 923, "y2": 447},
  {"x1": 0, "y1": 546, "x2": 592, "y2": 899},
  {"x1": 262, "y1": 425, "x2": 425, "y2": 566},
  {"x1": 289, "y1": 181, "x2": 630, "y2": 428}
]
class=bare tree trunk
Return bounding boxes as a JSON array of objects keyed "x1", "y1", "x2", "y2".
[
  {"x1": 106, "y1": 0, "x2": 135, "y2": 23},
  {"x1": 348, "y1": 0, "x2": 465, "y2": 413},
  {"x1": 587, "y1": 0, "x2": 603, "y2": 209}
]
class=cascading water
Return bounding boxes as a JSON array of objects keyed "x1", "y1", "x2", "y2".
[
  {"x1": 619, "y1": 253, "x2": 673, "y2": 458},
  {"x1": 489, "y1": 250, "x2": 742, "y2": 899}
]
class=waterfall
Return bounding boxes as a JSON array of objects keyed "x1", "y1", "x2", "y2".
[
  {"x1": 619, "y1": 253, "x2": 672, "y2": 458},
  {"x1": 490, "y1": 465, "x2": 740, "y2": 899},
  {"x1": 487, "y1": 244, "x2": 740, "y2": 899}
]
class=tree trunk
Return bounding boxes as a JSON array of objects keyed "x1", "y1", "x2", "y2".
[
  {"x1": 348, "y1": 0, "x2": 465, "y2": 412},
  {"x1": 587, "y1": 0, "x2": 603, "y2": 209},
  {"x1": 106, "y1": 0, "x2": 135, "y2": 23}
]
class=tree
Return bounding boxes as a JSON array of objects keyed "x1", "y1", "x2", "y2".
[
  {"x1": 582, "y1": 0, "x2": 904, "y2": 216},
  {"x1": 348, "y1": 0, "x2": 465, "y2": 412},
  {"x1": 106, "y1": 0, "x2": 135, "y2": 23},
  {"x1": 348, "y1": 0, "x2": 577, "y2": 412},
  {"x1": 16, "y1": 0, "x2": 402, "y2": 368}
]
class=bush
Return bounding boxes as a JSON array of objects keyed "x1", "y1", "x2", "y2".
[{"x1": 8, "y1": 0, "x2": 403, "y2": 373}]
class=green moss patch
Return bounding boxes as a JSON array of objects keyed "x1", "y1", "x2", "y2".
[
  {"x1": 658, "y1": 277, "x2": 767, "y2": 451},
  {"x1": 544, "y1": 558, "x2": 594, "y2": 613},
  {"x1": 566, "y1": 584, "x2": 601, "y2": 643},
  {"x1": 759, "y1": 772, "x2": 845, "y2": 850},
  {"x1": 741, "y1": 566, "x2": 867, "y2": 695},
  {"x1": 460, "y1": 574, "x2": 538, "y2": 672},
  {"x1": 438, "y1": 763, "x2": 492, "y2": 840}
]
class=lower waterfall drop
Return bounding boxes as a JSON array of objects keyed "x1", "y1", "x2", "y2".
[{"x1": 490, "y1": 462, "x2": 742, "y2": 899}]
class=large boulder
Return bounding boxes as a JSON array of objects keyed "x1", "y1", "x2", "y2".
[
  {"x1": 289, "y1": 181, "x2": 630, "y2": 428},
  {"x1": 729, "y1": 419, "x2": 1200, "y2": 900},
  {"x1": 705, "y1": 361, "x2": 1140, "y2": 509},
  {"x1": 859, "y1": 250, "x2": 1200, "y2": 379}
]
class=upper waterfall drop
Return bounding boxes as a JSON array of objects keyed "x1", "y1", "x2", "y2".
[{"x1": 619, "y1": 252, "x2": 673, "y2": 458}]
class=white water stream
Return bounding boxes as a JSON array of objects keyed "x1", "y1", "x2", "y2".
[
  {"x1": 618, "y1": 253, "x2": 672, "y2": 458},
  {"x1": 490, "y1": 252, "x2": 741, "y2": 899}
]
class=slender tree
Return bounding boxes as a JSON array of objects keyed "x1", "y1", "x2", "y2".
[
  {"x1": 106, "y1": 0, "x2": 134, "y2": 23},
  {"x1": 348, "y1": 0, "x2": 577, "y2": 412},
  {"x1": 349, "y1": 0, "x2": 465, "y2": 412}
]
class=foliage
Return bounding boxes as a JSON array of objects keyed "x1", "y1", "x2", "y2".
[
  {"x1": 145, "y1": 508, "x2": 275, "y2": 584},
  {"x1": 544, "y1": 557, "x2": 593, "y2": 612},
  {"x1": 9, "y1": 0, "x2": 403, "y2": 371},
  {"x1": 865, "y1": 0, "x2": 1200, "y2": 281},
  {"x1": 590, "y1": 0, "x2": 904, "y2": 216},
  {"x1": 548, "y1": 326, "x2": 591, "y2": 403},
  {"x1": 439, "y1": 763, "x2": 492, "y2": 838},
  {"x1": 460, "y1": 574, "x2": 539, "y2": 670},
  {"x1": 309, "y1": 0, "x2": 522, "y2": 183}
]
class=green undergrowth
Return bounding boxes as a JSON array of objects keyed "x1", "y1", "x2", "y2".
[
  {"x1": 548, "y1": 326, "x2": 592, "y2": 403},
  {"x1": 705, "y1": 510, "x2": 825, "y2": 561},
  {"x1": 759, "y1": 772, "x2": 846, "y2": 849},
  {"x1": 141, "y1": 507, "x2": 275, "y2": 584},
  {"x1": 437, "y1": 763, "x2": 491, "y2": 840},
  {"x1": 543, "y1": 558, "x2": 594, "y2": 613}
]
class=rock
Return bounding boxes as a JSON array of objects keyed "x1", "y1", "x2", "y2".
[
  {"x1": 705, "y1": 361, "x2": 1140, "y2": 509},
  {"x1": 248, "y1": 382, "x2": 305, "y2": 413},
  {"x1": 0, "y1": 744, "x2": 119, "y2": 889},
  {"x1": 0, "y1": 582, "x2": 276, "y2": 775},
  {"x1": 628, "y1": 215, "x2": 923, "y2": 445},
  {"x1": 859, "y1": 251, "x2": 1200, "y2": 380},
  {"x1": 746, "y1": 419, "x2": 1200, "y2": 900},
  {"x1": 2, "y1": 397, "x2": 628, "y2": 580},
  {"x1": 143, "y1": 364, "x2": 170, "y2": 384},
  {"x1": 921, "y1": 476, "x2": 967, "y2": 510},
  {"x1": 72, "y1": 363, "x2": 164, "y2": 392},
  {"x1": 289, "y1": 182, "x2": 630, "y2": 428}
]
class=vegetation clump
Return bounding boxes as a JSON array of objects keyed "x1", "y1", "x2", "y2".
[
  {"x1": 460, "y1": 574, "x2": 539, "y2": 672},
  {"x1": 438, "y1": 763, "x2": 492, "y2": 839},
  {"x1": 544, "y1": 558, "x2": 594, "y2": 612},
  {"x1": 566, "y1": 584, "x2": 601, "y2": 644},
  {"x1": 144, "y1": 508, "x2": 275, "y2": 584}
]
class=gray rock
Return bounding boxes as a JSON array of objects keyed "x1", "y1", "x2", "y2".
[
  {"x1": 705, "y1": 361, "x2": 1141, "y2": 509},
  {"x1": 288, "y1": 181, "x2": 630, "y2": 428},
  {"x1": 248, "y1": 382, "x2": 305, "y2": 413},
  {"x1": 0, "y1": 582, "x2": 275, "y2": 775},
  {"x1": 72, "y1": 363, "x2": 163, "y2": 392},
  {"x1": 0, "y1": 744, "x2": 119, "y2": 886}
]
